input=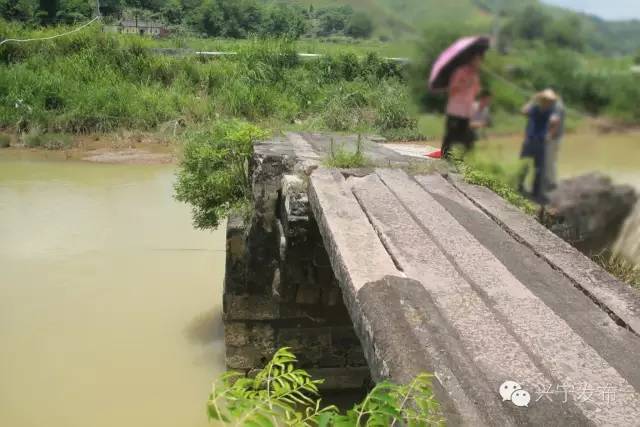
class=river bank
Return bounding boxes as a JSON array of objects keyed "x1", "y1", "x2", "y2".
[{"x1": 0, "y1": 130, "x2": 178, "y2": 164}]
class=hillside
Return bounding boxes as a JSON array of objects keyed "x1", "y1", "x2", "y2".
[
  {"x1": 2, "y1": 0, "x2": 639, "y2": 54},
  {"x1": 298, "y1": 0, "x2": 640, "y2": 54},
  {"x1": 585, "y1": 17, "x2": 640, "y2": 55},
  {"x1": 290, "y1": 0, "x2": 493, "y2": 36}
]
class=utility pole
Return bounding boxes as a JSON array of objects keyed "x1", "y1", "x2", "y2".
[{"x1": 492, "y1": 0, "x2": 502, "y2": 49}]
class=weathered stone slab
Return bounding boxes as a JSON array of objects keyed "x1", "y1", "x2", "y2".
[
  {"x1": 308, "y1": 168, "x2": 400, "y2": 298},
  {"x1": 308, "y1": 170, "x2": 449, "y2": 413},
  {"x1": 356, "y1": 276, "x2": 489, "y2": 426},
  {"x1": 286, "y1": 132, "x2": 322, "y2": 161},
  {"x1": 372, "y1": 169, "x2": 640, "y2": 425},
  {"x1": 448, "y1": 174, "x2": 640, "y2": 335},
  {"x1": 246, "y1": 139, "x2": 297, "y2": 296},
  {"x1": 286, "y1": 132, "x2": 321, "y2": 176},
  {"x1": 251, "y1": 138, "x2": 296, "y2": 234},
  {"x1": 300, "y1": 133, "x2": 413, "y2": 167},
  {"x1": 421, "y1": 173, "x2": 640, "y2": 391},
  {"x1": 309, "y1": 169, "x2": 534, "y2": 424},
  {"x1": 352, "y1": 173, "x2": 585, "y2": 426}
]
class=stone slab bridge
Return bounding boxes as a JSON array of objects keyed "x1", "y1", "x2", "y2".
[{"x1": 223, "y1": 133, "x2": 640, "y2": 426}]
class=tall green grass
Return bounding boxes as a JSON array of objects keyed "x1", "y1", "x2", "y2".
[
  {"x1": 593, "y1": 252, "x2": 640, "y2": 289},
  {"x1": 453, "y1": 148, "x2": 537, "y2": 215},
  {"x1": 325, "y1": 135, "x2": 369, "y2": 168},
  {"x1": 0, "y1": 21, "x2": 416, "y2": 136}
]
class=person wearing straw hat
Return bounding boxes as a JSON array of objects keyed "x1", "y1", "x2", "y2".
[{"x1": 517, "y1": 88, "x2": 558, "y2": 204}]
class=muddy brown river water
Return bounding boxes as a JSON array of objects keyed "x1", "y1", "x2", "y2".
[{"x1": 0, "y1": 152, "x2": 225, "y2": 427}]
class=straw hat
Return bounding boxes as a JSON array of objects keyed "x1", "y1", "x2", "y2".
[{"x1": 536, "y1": 88, "x2": 558, "y2": 102}]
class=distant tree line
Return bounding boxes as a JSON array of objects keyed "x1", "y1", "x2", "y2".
[
  {"x1": 0, "y1": 0, "x2": 94, "y2": 24},
  {"x1": 500, "y1": 5, "x2": 585, "y2": 51},
  {"x1": 0, "y1": 0, "x2": 375, "y2": 39}
]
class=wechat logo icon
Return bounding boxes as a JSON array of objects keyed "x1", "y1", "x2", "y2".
[{"x1": 500, "y1": 381, "x2": 531, "y2": 408}]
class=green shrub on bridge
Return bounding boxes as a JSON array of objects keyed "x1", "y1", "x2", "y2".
[{"x1": 174, "y1": 121, "x2": 267, "y2": 230}]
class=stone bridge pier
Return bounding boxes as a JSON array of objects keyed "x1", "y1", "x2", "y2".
[{"x1": 222, "y1": 134, "x2": 370, "y2": 390}]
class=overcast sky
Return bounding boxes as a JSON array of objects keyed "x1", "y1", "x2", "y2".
[{"x1": 542, "y1": 0, "x2": 640, "y2": 20}]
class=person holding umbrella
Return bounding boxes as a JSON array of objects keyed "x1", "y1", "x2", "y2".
[{"x1": 429, "y1": 36, "x2": 490, "y2": 159}]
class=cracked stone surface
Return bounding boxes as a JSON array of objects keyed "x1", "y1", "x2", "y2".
[{"x1": 309, "y1": 161, "x2": 640, "y2": 426}]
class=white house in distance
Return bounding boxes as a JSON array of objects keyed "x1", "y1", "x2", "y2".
[{"x1": 103, "y1": 19, "x2": 169, "y2": 37}]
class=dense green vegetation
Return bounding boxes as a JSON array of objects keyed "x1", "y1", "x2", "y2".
[
  {"x1": 22, "y1": 129, "x2": 72, "y2": 149},
  {"x1": 208, "y1": 347, "x2": 443, "y2": 426},
  {"x1": 0, "y1": 23, "x2": 414, "y2": 137},
  {"x1": 3, "y1": 0, "x2": 640, "y2": 126},
  {"x1": 4, "y1": 0, "x2": 640, "y2": 54},
  {"x1": 174, "y1": 121, "x2": 266, "y2": 229},
  {"x1": 488, "y1": 48, "x2": 640, "y2": 122},
  {"x1": 0, "y1": 0, "x2": 374, "y2": 39},
  {"x1": 350, "y1": 0, "x2": 640, "y2": 55}
]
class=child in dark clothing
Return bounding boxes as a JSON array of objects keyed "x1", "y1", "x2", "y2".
[{"x1": 518, "y1": 89, "x2": 557, "y2": 204}]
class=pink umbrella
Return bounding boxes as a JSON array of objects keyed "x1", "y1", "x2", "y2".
[{"x1": 428, "y1": 36, "x2": 490, "y2": 92}]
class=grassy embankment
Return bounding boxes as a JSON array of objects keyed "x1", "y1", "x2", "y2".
[{"x1": 0, "y1": 21, "x2": 421, "y2": 149}]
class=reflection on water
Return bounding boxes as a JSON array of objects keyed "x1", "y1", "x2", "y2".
[{"x1": 0, "y1": 154, "x2": 226, "y2": 427}]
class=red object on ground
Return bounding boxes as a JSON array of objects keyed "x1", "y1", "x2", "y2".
[{"x1": 426, "y1": 149, "x2": 442, "y2": 159}]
